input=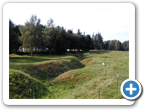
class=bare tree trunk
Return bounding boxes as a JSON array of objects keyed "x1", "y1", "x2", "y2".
[{"x1": 31, "y1": 52, "x2": 33, "y2": 56}]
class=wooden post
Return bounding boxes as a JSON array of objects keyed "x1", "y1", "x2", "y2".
[
  {"x1": 105, "y1": 64, "x2": 106, "y2": 74},
  {"x1": 117, "y1": 77, "x2": 118, "y2": 90},
  {"x1": 98, "y1": 91, "x2": 100, "y2": 99}
]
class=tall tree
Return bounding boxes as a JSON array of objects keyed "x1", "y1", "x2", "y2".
[
  {"x1": 92, "y1": 33, "x2": 98, "y2": 50},
  {"x1": 104, "y1": 41, "x2": 109, "y2": 50},
  {"x1": 13, "y1": 25, "x2": 22, "y2": 51},
  {"x1": 39, "y1": 24, "x2": 46, "y2": 51},
  {"x1": 42, "y1": 28, "x2": 55, "y2": 54},
  {"x1": 79, "y1": 35, "x2": 86, "y2": 51},
  {"x1": 47, "y1": 18, "x2": 55, "y2": 28},
  {"x1": 19, "y1": 15, "x2": 42, "y2": 56},
  {"x1": 67, "y1": 29, "x2": 74, "y2": 50},
  {"x1": 115, "y1": 40, "x2": 122, "y2": 50},
  {"x1": 96, "y1": 32, "x2": 104, "y2": 50},
  {"x1": 122, "y1": 41, "x2": 129, "y2": 51},
  {"x1": 74, "y1": 34, "x2": 80, "y2": 51},
  {"x1": 55, "y1": 27, "x2": 67, "y2": 54},
  {"x1": 109, "y1": 40, "x2": 115, "y2": 50},
  {"x1": 9, "y1": 20, "x2": 19, "y2": 54},
  {"x1": 42, "y1": 19, "x2": 57, "y2": 54},
  {"x1": 85, "y1": 34, "x2": 93, "y2": 51},
  {"x1": 104, "y1": 40, "x2": 124, "y2": 51},
  {"x1": 92, "y1": 32, "x2": 103, "y2": 50},
  {"x1": 77, "y1": 29, "x2": 82, "y2": 35}
]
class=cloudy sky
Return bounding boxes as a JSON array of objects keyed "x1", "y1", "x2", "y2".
[{"x1": 9, "y1": 3, "x2": 130, "y2": 43}]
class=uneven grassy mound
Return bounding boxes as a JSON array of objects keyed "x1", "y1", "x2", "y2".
[
  {"x1": 9, "y1": 51, "x2": 129, "y2": 99},
  {"x1": 81, "y1": 58, "x2": 92, "y2": 65},
  {"x1": 20, "y1": 58, "x2": 84, "y2": 80},
  {"x1": 9, "y1": 56, "x2": 85, "y2": 99},
  {"x1": 69, "y1": 58, "x2": 85, "y2": 68},
  {"x1": 9, "y1": 69, "x2": 47, "y2": 99}
]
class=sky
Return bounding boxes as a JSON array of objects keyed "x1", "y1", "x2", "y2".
[{"x1": 9, "y1": 3, "x2": 130, "y2": 43}]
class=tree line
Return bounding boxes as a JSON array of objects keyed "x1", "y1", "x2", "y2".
[{"x1": 9, "y1": 15, "x2": 129, "y2": 55}]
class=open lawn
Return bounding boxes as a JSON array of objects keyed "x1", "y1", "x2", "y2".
[{"x1": 9, "y1": 51, "x2": 129, "y2": 99}]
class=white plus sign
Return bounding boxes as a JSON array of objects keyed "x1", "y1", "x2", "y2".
[{"x1": 126, "y1": 83, "x2": 137, "y2": 95}]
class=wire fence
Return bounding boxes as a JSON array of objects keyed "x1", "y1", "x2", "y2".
[
  {"x1": 91, "y1": 63, "x2": 129, "y2": 99},
  {"x1": 91, "y1": 77, "x2": 115, "y2": 99}
]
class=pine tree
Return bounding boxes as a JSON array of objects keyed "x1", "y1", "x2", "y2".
[
  {"x1": 9, "y1": 20, "x2": 19, "y2": 54},
  {"x1": 55, "y1": 27, "x2": 67, "y2": 54},
  {"x1": 97, "y1": 32, "x2": 104, "y2": 50},
  {"x1": 85, "y1": 34, "x2": 93, "y2": 51},
  {"x1": 92, "y1": 33, "x2": 97, "y2": 50}
]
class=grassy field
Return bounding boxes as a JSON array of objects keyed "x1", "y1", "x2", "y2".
[{"x1": 9, "y1": 51, "x2": 129, "y2": 99}]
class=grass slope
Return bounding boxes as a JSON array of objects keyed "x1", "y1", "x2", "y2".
[
  {"x1": 9, "y1": 69, "x2": 47, "y2": 99},
  {"x1": 9, "y1": 51, "x2": 129, "y2": 99},
  {"x1": 9, "y1": 54, "x2": 85, "y2": 99}
]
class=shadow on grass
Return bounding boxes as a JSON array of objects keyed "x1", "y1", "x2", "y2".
[
  {"x1": 21, "y1": 60, "x2": 85, "y2": 82},
  {"x1": 9, "y1": 57, "x2": 52, "y2": 64}
]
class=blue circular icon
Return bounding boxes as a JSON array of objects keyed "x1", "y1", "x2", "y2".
[
  {"x1": 123, "y1": 81, "x2": 139, "y2": 97},
  {"x1": 121, "y1": 79, "x2": 142, "y2": 100}
]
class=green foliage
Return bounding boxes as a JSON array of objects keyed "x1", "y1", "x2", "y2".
[
  {"x1": 104, "y1": 40, "x2": 124, "y2": 51},
  {"x1": 46, "y1": 18, "x2": 55, "y2": 28},
  {"x1": 92, "y1": 32, "x2": 104, "y2": 50},
  {"x1": 42, "y1": 27, "x2": 57, "y2": 53},
  {"x1": 79, "y1": 35, "x2": 86, "y2": 51},
  {"x1": 77, "y1": 29, "x2": 82, "y2": 35},
  {"x1": 9, "y1": 15, "x2": 129, "y2": 55},
  {"x1": 92, "y1": 33, "x2": 97, "y2": 50},
  {"x1": 122, "y1": 41, "x2": 129, "y2": 51},
  {"x1": 9, "y1": 20, "x2": 19, "y2": 54},
  {"x1": 9, "y1": 69, "x2": 47, "y2": 99},
  {"x1": 85, "y1": 35, "x2": 94, "y2": 50},
  {"x1": 19, "y1": 15, "x2": 43, "y2": 55},
  {"x1": 97, "y1": 32, "x2": 104, "y2": 49},
  {"x1": 104, "y1": 40, "x2": 109, "y2": 50},
  {"x1": 114, "y1": 40, "x2": 122, "y2": 50},
  {"x1": 55, "y1": 28, "x2": 67, "y2": 54}
]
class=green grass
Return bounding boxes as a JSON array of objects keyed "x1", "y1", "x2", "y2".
[
  {"x1": 9, "y1": 69, "x2": 48, "y2": 99},
  {"x1": 9, "y1": 51, "x2": 129, "y2": 99}
]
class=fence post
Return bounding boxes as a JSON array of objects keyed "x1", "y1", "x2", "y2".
[
  {"x1": 98, "y1": 91, "x2": 100, "y2": 99},
  {"x1": 117, "y1": 77, "x2": 118, "y2": 90}
]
